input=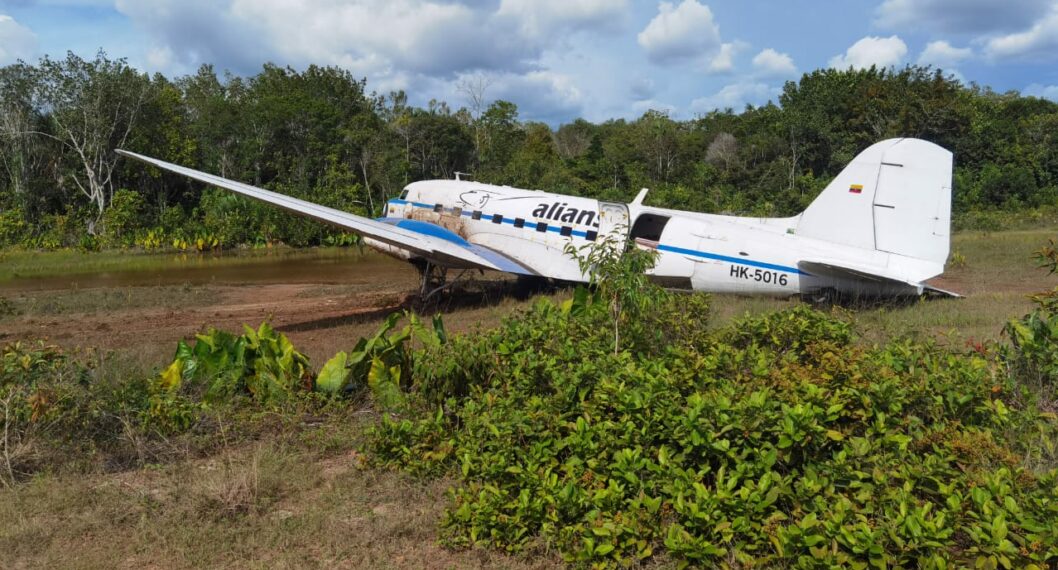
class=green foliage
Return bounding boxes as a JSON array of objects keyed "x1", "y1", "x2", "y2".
[
  {"x1": 369, "y1": 298, "x2": 1058, "y2": 567},
  {"x1": 365, "y1": 242, "x2": 1058, "y2": 568},
  {"x1": 1003, "y1": 240, "x2": 1058, "y2": 402},
  {"x1": 565, "y1": 235, "x2": 663, "y2": 354},
  {"x1": 0, "y1": 341, "x2": 142, "y2": 485},
  {"x1": 100, "y1": 188, "x2": 145, "y2": 247},
  {"x1": 0, "y1": 209, "x2": 26, "y2": 247},
  {"x1": 163, "y1": 322, "x2": 311, "y2": 407},
  {"x1": 315, "y1": 311, "x2": 446, "y2": 409},
  {"x1": 4, "y1": 58, "x2": 1058, "y2": 250}
]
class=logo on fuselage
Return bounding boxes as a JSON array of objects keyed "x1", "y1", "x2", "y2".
[
  {"x1": 459, "y1": 190, "x2": 495, "y2": 209},
  {"x1": 531, "y1": 202, "x2": 599, "y2": 227}
]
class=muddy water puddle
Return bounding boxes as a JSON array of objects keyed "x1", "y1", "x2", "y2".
[{"x1": 0, "y1": 249, "x2": 417, "y2": 293}]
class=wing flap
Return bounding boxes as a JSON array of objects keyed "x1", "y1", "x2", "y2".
[{"x1": 117, "y1": 150, "x2": 533, "y2": 275}]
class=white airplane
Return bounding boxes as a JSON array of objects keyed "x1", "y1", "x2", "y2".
[{"x1": 118, "y1": 137, "x2": 958, "y2": 302}]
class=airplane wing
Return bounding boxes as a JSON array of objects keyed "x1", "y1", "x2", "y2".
[
  {"x1": 117, "y1": 150, "x2": 535, "y2": 276},
  {"x1": 798, "y1": 259, "x2": 962, "y2": 298}
]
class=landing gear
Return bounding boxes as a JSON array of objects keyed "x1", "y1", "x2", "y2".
[
  {"x1": 413, "y1": 260, "x2": 470, "y2": 304},
  {"x1": 802, "y1": 287, "x2": 837, "y2": 307},
  {"x1": 416, "y1": 261, "x2": 447, "y2": 298}
]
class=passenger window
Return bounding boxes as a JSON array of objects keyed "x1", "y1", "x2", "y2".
[
  {"x1": 433, "y1": 204, "x2": 443, "y2": 213},
  {"x1": 452, "y1": 207, "x2": 462, "y2": 217},
  {"x1": 492, "y1": 214, "x2": 503, "y2": 224},
  {"x1": 560, "y1": 226, "x2": 572, "y2": 237},
  {"x1": 472, "y1": 211, "x2": 482, "y2": 220},
  {"x1": 585, "y1": 230, "x2": 598, "y2": 242},
  {"x1": 536, "y1": 222, "x2": 548, "y2": 233},
  {"x1": 514, "y1": 218, "x2": 525, "y2": 228}
]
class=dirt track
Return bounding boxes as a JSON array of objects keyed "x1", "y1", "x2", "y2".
[
  {"x1": 2, "y1": 228, "x2": 1055, "y2": 363},
  {"x1": 0, "y1": 257, "x2": 543, "y2": 364},
  {"x1": 7, "y1": 283, "x2": 402, "y2": 349}
]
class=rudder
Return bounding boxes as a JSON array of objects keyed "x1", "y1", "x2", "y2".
[{"x1": 796, "y1": 138, "x2": 952, "y2": 266}]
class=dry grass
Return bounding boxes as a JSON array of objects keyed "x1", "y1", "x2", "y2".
[{"x1": 0, "y1": 429, "x2": 561, "y2": 569}]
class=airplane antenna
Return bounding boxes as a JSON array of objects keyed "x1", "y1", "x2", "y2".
[{"x1": 455, "y1": 171, "x2": 473, "y2": 181}]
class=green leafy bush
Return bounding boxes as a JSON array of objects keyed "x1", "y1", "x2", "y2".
[
  {"x1": 162, "y1": 322, "x2": 311, "y2": 407},
  {"x1": 315, "y1": 311, "x2": 446, "y2": 409},
  {"x1": 100, "y1": 189, "x2": 146, "y2": 248},
  {"x1": 366, "y1": 245, "x2": 1058, "y2": 568},
  {"x1": 0, "y1": 209, "x2": 27, "y2": 247},
  {"x1": 1004, "y1": 240, "x2": 1058, "y2": 404},
  {"x1": 0, "y1": 341, "x2": 139, "y2": 484},
  {"x1": 369, "y1": 299, "x2": 1058, "y2": 568}
]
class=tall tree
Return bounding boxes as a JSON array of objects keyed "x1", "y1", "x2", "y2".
[
  {"x1": 0, "y1": 64, "x2": 45, "y2": 208},
  {"x1": 27, "y1": 51, "x2": 147, "y2": 232}
]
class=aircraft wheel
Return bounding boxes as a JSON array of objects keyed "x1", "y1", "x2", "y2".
[{"x1": 802, "y1": 287, "x2": 837, "y2": 307}]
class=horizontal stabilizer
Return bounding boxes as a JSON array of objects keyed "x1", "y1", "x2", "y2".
[
  {"x1": 800, "y1": 259, "x2": 963, "y2": 298},
  {"x1": 799, "y1": 260, "x2": 913, "y2": 286}
]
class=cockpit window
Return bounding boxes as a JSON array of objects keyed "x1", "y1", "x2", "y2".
[{"x1": 399, "y1": 189, "x2": 410, "y2": 200}]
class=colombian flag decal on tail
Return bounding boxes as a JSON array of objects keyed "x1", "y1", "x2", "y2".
[{"x1": 849, "y1": 184, "x2": 863, "y2": 194}]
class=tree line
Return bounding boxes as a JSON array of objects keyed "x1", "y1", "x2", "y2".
[{"x1": 1, "y1": 50, "x2": 1056, "y2": 250}]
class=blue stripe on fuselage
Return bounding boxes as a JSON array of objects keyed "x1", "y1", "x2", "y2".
[
  {"x1": 387, "y1": 198, "x2": 798, "y2": 274},
  {"x1": 657, "y1": 244, "x2": 805, "y2": 275}
]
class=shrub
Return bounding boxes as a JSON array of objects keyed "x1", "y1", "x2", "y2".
[
  {"x1": 1004, "y1": 240, "x2": 1058, "y2": 405},
  {"x1": 366, "y1": 246, "x2": 1058, "y2": 568},
  {"x1": 0, "y1": 209, "x2": 27, "y2": 247},
  {"x1": 100, "y1": 189, "x2": 146, "y2": 248}
]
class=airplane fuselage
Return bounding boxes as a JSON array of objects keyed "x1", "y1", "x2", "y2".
[{"x1": 375, "y1": 179, "x2": 935, "y2": 299}]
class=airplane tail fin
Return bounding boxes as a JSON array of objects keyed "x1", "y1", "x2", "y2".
[{"x1": 796, "y1": 138, "x2": 953, "y2": 269}]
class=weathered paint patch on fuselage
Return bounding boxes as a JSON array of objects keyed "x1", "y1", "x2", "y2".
[{"x1": 385, "y1": 180, "x2": 602, "y2": 280}]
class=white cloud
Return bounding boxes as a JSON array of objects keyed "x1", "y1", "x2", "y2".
[
  {"x1": 984, "y1": 6, "x2": 1058, "y2": 61},
  {"x1": 116, "y1": 0, "x2": 276, "y2": 74},
  {"x1": 1024, "y1": 83, "x2": 1058, "y2": 101},
  {"x1": 117, "y1": 0, "x2": 627, "y2": 79},
  {"x1": 227, "y1": 0, "x2": 530, "y2": 76},
  {"x1": 0, "y1": 14, "x2": 37, "y2": 65},
  {"x1": 637, "y1": 0, "x2": 722, "y2": 64},
  {"x1": 828, "y1": 35, "x2": 907, "y2": 70},
  {"x1": 496, "y1": 0, "x2": 629, "y2": 41},
  {"x1": 690, "y1": 82, "x2": 779, "y2": 113},
  {"x1": 875, "y1": 0, "x2": 1053, "y2": 35},
  {"x1": 752, "y1": 48, "x2": 796, "y2": 77},
  {"x1": 917, "y1": 40, "x2": 972, "y2": 67},
  {"x1": 706, "y1": 42, "x2": 742, "y2": 73},
  {"x1": 145, "y1": 45, "x2": 174, "y2": 69}
]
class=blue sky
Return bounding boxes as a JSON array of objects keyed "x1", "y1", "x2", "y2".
[{"x1": 2, "y1": 0, "x2": 1057, "y2": 124}]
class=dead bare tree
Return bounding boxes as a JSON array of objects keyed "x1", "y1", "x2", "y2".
[
  {"x1": 456, "y1": 73, "x2": 493, "y2": 159},
  {"x1": 554, "y1": 120, "x2": 593, "y2": 160},
  {"x1": 24, "y1": 51, "x2": 146, "y2": 234},
  {"x1": 705, "y1": 132, "x2": 739, "y2": 172}
]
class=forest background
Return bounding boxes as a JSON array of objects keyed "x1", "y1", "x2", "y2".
[{"x1": 1, "y1": 51, "x2": 1057, "y2": 251}]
